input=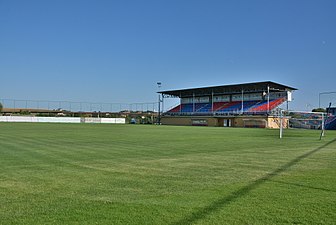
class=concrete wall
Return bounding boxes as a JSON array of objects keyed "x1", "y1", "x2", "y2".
[
  {"x1": 161, "y1": 115, "x2": 288, "y2": 128},
  {"x1": 233, "y1": 116, "x2": 266, "y2": 128},
  {"x1": 230, "y1": 116, "x2": 288, "y2": 128},
  {"x1": 161, "y1": 117, "x2": 219, "y2": 126},
  {"x1": 0, "y1": 116, "x2": 125, "y2": 124},
  {"x1": 267, "y1": 116, "x2": 289, "y2": 129}
]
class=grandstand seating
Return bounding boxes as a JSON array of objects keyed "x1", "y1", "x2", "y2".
[
  {"x1": 213, "y1": 102, "x2": 230, "y2": 111},
  {"x1": 325, "y1": 115, "x2": 336, "y2": 130},
  {"x1": 249, "y1": 98, "x2": 285, "y2": 112},
  {"x1": 169, "y1": 105, "x2": 181, "y2": 113},
  {"x1": 216, "y1": 101, "x2": 240, "y2": 112},
  {"x1": 197, "y1": 103, "x2": 211, "y2": 112},
  {"x1": 166, "y1": 97, "x2": 286, "y2": 114},
  {"x1": 289, "y1": 113, "x2": 323, "y2": 129}
]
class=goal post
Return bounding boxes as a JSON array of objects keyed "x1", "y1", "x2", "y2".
[{"x1": 319, "y1": 112, "x2": 325, "y2": 140}]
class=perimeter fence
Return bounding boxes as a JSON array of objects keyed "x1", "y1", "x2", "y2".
[{"x1": 0, "y1": 98, "x2": 158, "y2": 113}]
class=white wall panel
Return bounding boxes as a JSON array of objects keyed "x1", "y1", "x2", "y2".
[{"x1": 0, "y1": 116, "x2": 125, "y2": 124}]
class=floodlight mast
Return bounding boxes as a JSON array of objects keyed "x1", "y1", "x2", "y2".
[
  {"x1": 279, "y1": 109, "x2": 283, "y2": 139},
  {"x1": 321, "y1": 112, "x2": 325, "y2": 138},
  {"x1": 267, "y1": 85, "x2": 270, "y2": 113}
]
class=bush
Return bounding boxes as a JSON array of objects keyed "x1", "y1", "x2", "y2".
[{"x1": 312, "y1": 108, "x2": 326, "y2": 113}]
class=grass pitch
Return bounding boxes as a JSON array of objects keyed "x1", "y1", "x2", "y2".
[{"x1": 0, "y1": 123, "x2": 335, "y2": 225}]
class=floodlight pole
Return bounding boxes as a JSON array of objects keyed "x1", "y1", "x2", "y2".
[
  {"x1": 162, "y1": 94, "x2": 164, "y2": 116},
  {"x1": 193, "y1": 92, "x2": 195, "y2": 113},
  {"x1": 267, "y1": 85, "x2": 270, "y2": 113},
  {"x1": 319, "y1": 93, "x2": 321, "y2": 108},
  {"x1": 241, "y1": 89, "x2": 244, "y2": 114},
  {"x1": 158, "y1": 95, "x2": 160, "y2": 124},
  {"x1": 211, "y1": 90, "x2": 214, "y2": 114}
]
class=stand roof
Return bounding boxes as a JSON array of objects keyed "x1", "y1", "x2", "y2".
[{"x1": 158, "y1": 81, "x2": 297, "y2": 98}]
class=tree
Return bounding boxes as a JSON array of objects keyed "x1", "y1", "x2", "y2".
[
  {"x1": 312, "y1": 108, "x2": 326, "y2": 113},
  {"x1": 0, "y1": 102, "x2": 2, "y2": 112}
]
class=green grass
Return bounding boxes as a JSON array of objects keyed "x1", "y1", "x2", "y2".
[{"x1": 0, "y1": 123, "x2": 335, "y2": 225}]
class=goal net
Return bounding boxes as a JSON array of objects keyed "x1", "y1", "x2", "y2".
[{"x1": 287, "y1": 111, "x2": 325, "y2": 130}]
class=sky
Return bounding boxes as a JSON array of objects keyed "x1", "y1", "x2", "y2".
[{"x1": 1, "y1": 0, "x2": 336, "y2": 111}]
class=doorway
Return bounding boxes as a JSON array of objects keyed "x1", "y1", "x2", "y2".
[{"x1": 224, "y1": 119, "x2": 231, "y2": 127}]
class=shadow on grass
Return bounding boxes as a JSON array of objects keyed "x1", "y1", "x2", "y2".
[
  {"x1": 172, "y1": 138, "x2": 336, "y2": 225},
  {"x1": 270, "y1": 180, "x2": 336, "y2": 193}
]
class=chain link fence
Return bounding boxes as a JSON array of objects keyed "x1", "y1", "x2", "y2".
[{"x1": 0, "y1": 99, "x2": 158, "y2": 113}]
